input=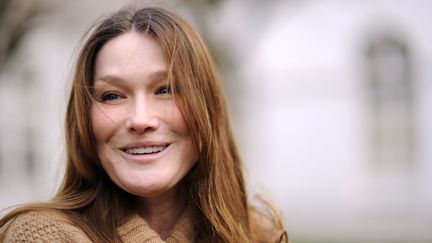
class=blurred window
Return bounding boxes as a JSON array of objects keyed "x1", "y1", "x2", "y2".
[
  {"x1": 24, "y1": 126, "x2": 35, "y2": 175},
  {"x1": 366, "y1": 33, "x2": 416, "y2": 169}
]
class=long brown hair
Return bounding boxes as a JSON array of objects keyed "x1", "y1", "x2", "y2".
[{"x1": 0, "y1": 6, "x2": 286, "y2": 242}]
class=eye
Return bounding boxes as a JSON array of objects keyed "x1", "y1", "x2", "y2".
[
  {"x1": 100, "y1": 92, "x2": 122, "y2": 102},
  {"x1": 155, "y1": 85, "x2": 171, "y2": 95}
]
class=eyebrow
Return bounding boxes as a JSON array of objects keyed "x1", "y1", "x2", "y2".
[{"x1": 94, "y1": 70, "x2": 168, "y2": 85}]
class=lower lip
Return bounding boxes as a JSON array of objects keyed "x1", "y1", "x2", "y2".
[{"x1": 120, "y1": 145, "x2": 170, "y2": 163}]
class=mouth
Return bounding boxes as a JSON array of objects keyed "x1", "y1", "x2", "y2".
[{"x1": 121, "y1": 144, "x2": 169, "y2": 155}]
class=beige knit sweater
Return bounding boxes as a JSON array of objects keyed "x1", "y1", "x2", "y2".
[{"x1": 2, "y1": 208, "x2": 198, "y2": 243}]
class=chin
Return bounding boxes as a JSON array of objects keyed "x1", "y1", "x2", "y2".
[{"x1": 120, "y1": 174, "x2": 174, "y2": 198}]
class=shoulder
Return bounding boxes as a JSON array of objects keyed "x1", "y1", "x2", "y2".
[{"x1": 2, "y1": 210, "x2": 91, "y2": 242}]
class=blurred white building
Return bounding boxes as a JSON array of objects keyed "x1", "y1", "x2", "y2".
[{"x1": 0, "y1": 1, "x2": 431, "y2": 242}]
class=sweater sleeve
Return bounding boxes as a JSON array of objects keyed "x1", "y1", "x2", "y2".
[{"x1": 3, "y1": 211, "x2": 91, "y2": 243}]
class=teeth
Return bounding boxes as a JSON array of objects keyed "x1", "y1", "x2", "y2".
[{"x1": 125, "y1": 146, "x2": 165, "y2": 155}]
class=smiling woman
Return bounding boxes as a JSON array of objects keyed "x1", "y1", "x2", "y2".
[
  {"x1": 91, "y1": 32, "x2": 198, "y2": 207},
  {"x1": 0, "y1": 5, "x2": 287, "y2": 243}
]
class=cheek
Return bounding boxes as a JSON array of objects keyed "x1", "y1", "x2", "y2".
[
  {"x1": 163, "y1": 103, "x2": 189, "y2": 136},
  {"x1": 91, "y1": 104, "x2": 122, "y2": 142},
  {"x1": 168, "y1": 105, "x2": 198, "y2": 162}
]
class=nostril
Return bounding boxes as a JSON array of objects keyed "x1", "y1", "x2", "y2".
[{"x1": 125, "y1": 115, "x2": 159, "y2": 134}]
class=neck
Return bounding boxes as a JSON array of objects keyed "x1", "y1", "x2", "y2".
[{"x1": 137, "y1": 185, "x2": 188, "y2": 240}]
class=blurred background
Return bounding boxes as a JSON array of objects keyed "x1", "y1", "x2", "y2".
[{"x1": 0, "y1": 0, "x2": 431, "y2": 242}]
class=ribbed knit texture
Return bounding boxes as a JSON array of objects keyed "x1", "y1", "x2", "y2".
[
  {"x1": 118, "y1": 207, "x2": 196, "y2": 243},
  {"x1": 3, "y1": 207, "x2": 197, "y2": 243}
]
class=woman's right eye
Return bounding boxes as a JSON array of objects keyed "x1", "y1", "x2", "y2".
[{"x1": 100, "y1": 92, "x2": 122, "y2": 102}]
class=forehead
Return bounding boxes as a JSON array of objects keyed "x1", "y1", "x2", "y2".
[{"x1": 94, "y1": 31, "x2": 167, "y2": 81}]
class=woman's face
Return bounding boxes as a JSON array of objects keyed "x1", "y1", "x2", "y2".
[{"x1": 91, "y1": 31, "x2": 198, "y2": 198}]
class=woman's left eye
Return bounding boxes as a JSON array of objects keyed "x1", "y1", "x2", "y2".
[{"x1": 155, "y1": 85, "x2": 171, "y2": 95}]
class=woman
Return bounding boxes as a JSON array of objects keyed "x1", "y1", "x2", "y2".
[{"x1": 0, "y1": 5, "x2": 287, "y2": 243}]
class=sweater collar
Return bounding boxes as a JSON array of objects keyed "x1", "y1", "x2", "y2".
[{"x1": 117, "y1": 206, "x2": 196, "y2": 243}]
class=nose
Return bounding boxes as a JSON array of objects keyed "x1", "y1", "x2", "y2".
[{"x1": 125, "y1": 97, "x2": 159, "y2": 134}]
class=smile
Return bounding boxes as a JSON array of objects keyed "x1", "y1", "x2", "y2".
[{"x1": 122, "y1": 145, "x2": 169, "y2": 155}]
